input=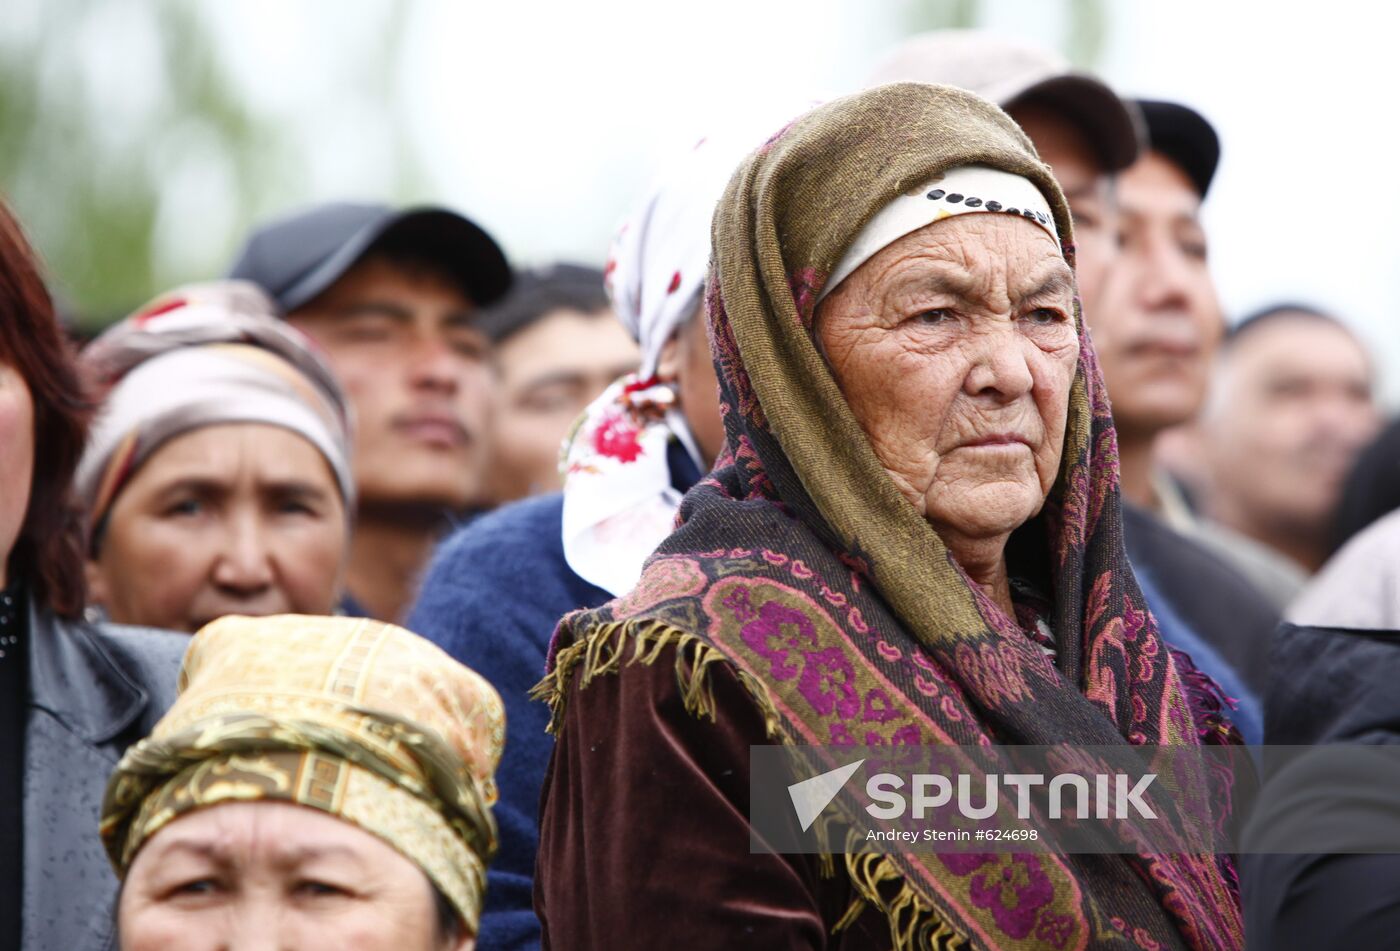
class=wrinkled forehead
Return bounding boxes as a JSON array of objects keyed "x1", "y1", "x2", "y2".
[{"x1": 127, "y1": 801, "x2": 411, "y2": 880}]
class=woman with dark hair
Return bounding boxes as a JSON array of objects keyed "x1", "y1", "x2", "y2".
[{"x1": 0, "y1": 200, "x2": 186, "y2": 950}]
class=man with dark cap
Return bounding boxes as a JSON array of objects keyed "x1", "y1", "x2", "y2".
[
  {"x1": 476, "y1": 263, "x2": 639, "y2": 503},
  {"x1": 228, "y1": 203, "x2": 511, "y2": 621},
  {"x1": 866, "y1": 33, "x2": 1271, "y2": 738}
]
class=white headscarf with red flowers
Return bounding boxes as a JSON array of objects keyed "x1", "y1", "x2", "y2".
[{"x1": 562, "y1": 122, "x2": 796, "y2": 596}]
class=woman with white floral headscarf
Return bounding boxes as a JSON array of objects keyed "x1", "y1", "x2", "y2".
[{"x1": 407, "y1": 125, "x2": 774, "y2": 949}]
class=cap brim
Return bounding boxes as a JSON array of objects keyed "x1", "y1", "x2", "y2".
[
  {"x1": 280, "y1": 207, "x2": 512, "y2": 312},
  {"x1": 1006, "y1": 74, "x2": 1144, "y2": 173}
]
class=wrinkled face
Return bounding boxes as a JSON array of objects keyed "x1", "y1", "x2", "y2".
[
  {"x1": 0, "y1": 358, "x2": 34, "y2": 585},
  {"x1": 1090, "y1": 152, "x2": 1223, "y2": 438},
  {"x1": 487, "y1": 307, "x2": 639, "y2": 501},
  {"x1": 816, "y1": 214, "x2": 1079, "y2": 552},
  {"x1": 89, "y1": 424, "x2": 347, "y2": 632},
  {"x1": 1007, "y1": 104, "x2": 1116, "y2": 315},
  {"x1": 1206, "y1": 315, "x2": 1378, "y2": 540},
  {"x1": 119, "y1": 801, "x2": 471, "y2": 951},
  {"x1": 290, "y1": 258, "x2": 495, "y2": 511}
]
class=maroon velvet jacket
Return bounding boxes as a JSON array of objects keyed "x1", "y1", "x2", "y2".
[{"x1": 535, "y1": 649, "x2": 893, "y2": 949}]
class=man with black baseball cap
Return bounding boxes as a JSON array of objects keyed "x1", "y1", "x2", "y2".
[
  {"x1": 229, "y1": 202, "x2": 511, "y2": 621},
  {"x1": 1140, "y1": 102, "x2": 1375, "y2": 600},
  {"x1": 1086, "y1": 100, "x2": 1223, "y2": 515}
]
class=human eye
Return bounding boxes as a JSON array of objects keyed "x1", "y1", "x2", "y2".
[
  {"x1": 1178, "y1": 237, "x2": 1208, "y2": 261},
  {"x1": 1023, "y1": 307, "x2": 1069, "y2": 325},
  {"x1": 909, "y1": 308, "x2": 955, "y2": 325},
  {"x1": 447, "y1": 330, "x2": 489, "y2": 361},
  {"x1": 1175, "y1": 222, "x2": 1209, "y2": 262},
  {"x1": 521, "y1": 382, "x2": 583, "y2": 414},
  {"x1": 337, "y1": 313, "x2": 397, "y2": 343},
  {"x1": 294, "y1": 878, "x2": 351, "y2": 899},
  {"x1": 162, "y1": 496, "x2": 204, "y2": 518},
  {"x1": 276, "y1": 493, "x2": 317, "y2": 516},
  {"x1": 163, "y1": 877, "x2": 221, "y2": 900}
]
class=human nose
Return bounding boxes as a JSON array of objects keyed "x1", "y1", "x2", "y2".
[
  {"x1": 226, "y1": 907, "x2": 285, "y2": 951},
  {"x1": 963, "y1": 327, "x2": 1034, "y2": 402},
  {"x1": 211, "y1": 511, "x2": 275, "y2": 596},
  {"x1": 407, "y1": 332, "x2": 462, "y2": 395},
  {"x1": 1136, "y1": 233, "x2": 1195, "y2": 315}
]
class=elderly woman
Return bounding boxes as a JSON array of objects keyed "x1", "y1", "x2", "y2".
[
  {"x1": 78, "y1": 282, "x2": 355, "y2": 631},
  {"x1": 101, "y1": 614, "x2": 504, "y2": 950},
  {"x1": 0, "y1": 200, "x2": 186, "y2": 950},
  {"x1": 534, "y1": 84, "x2": 1242, "y2": 949}
]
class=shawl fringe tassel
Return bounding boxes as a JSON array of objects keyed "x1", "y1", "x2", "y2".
[{"x1": 531, "y1": 619, "x2": 970, "y2": 951}]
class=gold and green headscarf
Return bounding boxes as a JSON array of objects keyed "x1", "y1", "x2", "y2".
[{"x1": 101, "y1": 614, "x2": 505, "y2": 935}]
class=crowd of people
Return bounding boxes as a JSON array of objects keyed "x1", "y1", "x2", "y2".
[{"x1": 4, "y1": 27, "x2": 1398, "y2": 951}]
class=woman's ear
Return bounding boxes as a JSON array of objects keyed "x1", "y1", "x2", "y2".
[{"x1": 655, "y1": 334, "x2": 682, "y2": 382}]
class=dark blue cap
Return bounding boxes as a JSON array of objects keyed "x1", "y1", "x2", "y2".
[
  {"x1": 227, "y1": 202, "x2": 512, "y2": 313},
  {"x1": 1135, "y1": 100, "x2": 1221, "y2": 199}
]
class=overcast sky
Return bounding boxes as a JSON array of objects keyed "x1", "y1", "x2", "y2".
[{"x1": 156, "y1": 1, "x2": 1400, "y2": 404}]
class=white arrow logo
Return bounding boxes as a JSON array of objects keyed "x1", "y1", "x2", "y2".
[{"x1": 787, "y1": 759, "x2": 865, "y2": 831}]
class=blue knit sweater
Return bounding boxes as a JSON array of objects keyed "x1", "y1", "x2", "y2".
[{"x1": 408, "y1": 443, "x2": 701, "y2": 950}]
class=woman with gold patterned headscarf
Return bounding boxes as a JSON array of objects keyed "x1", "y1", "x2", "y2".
[
  {"x1": 101, "y1": 614, "x2": 504, "y2": 951},
  {"x1": 534, "y1": 83, "x2": 1242, "y2": 950}
]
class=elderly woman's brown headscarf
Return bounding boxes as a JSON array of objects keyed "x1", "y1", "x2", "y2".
[
  {"x1": 101, "y1": 615, "x2": 504, "y2": 934},
  {"x1": 537, "y1": 83, "x2": 1241, "y2": 950}
]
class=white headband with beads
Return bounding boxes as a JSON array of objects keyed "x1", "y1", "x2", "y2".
[{"x1": 818, "y1": 165, "x2": 1061, "y2": 303}]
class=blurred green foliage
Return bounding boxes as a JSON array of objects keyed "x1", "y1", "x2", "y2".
[
  {"x1": 0, "y1": 0, "x2": 420, "y2": 329},
  {"x1": 0, "y1": 0, "x2": 1105, "y2": 330}
]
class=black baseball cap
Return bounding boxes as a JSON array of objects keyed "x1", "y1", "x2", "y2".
[
  {"x1": 865, "y1": 31, "x2": 1144, "y2": 173},
  {"x1": 227, "y1": 202, "x2": 512, "y2": 313},
  {"x1": 1135, "y1": 100, "x2": 1221, "y2": 199}
]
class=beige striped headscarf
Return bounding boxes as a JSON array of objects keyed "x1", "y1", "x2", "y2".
[{"x1": 76, "y1": 281, "x2": 354, "y2": 536}]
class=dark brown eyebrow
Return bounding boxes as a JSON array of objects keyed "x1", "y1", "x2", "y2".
[
  {"x1": 442, "y1": 309, "x2": 483, "y2": 329},
  {"x1": 1062, "y1": 182, "x2": 1105, "y2": 202},
  {"x1": 150, "y1": 837, "x2": 363, "y2": 868},
  {"x1": 905, "y1": 269, "x2": 980, "y2": 302},
  {"x1": 521, "y1": 370, "x2": 590, "y2": 394},
  {"x1": 261, "y1": 479, "x2": 333, "y2": 501},
  {"x1": 1118, "y1": 205, "x2": 1203, "y2": 230},
  {"x1": 153, "y1": 477, "x2": 228, "y2": 500},
  {"x1": 1014, "y1": 268, "x2": 1075, "y2": 303}
]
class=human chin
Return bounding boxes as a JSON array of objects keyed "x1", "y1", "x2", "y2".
[{"x1": 928, "y1": 473, "x2": 1045, "y2": 538}]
